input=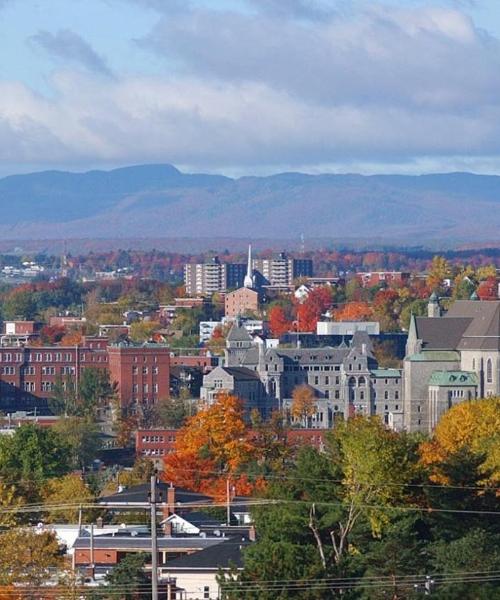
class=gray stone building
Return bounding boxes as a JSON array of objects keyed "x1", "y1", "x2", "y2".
[
  {"x1": 404, "y1": 298, "x2": 500, "y2": 432},
  {"x1": 202, "y1": 323, "x2": 403, "y2": 428}
]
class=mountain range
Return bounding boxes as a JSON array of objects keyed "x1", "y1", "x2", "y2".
[{"x1": 1, "y1": 164, "x2": 500, "y2": 242}]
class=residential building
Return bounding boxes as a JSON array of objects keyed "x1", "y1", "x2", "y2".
[
  {"x1": 184, "y1": 257, "x2": 246, "y2": 296},
  {"x1": 253, "y1": 252, "x2": 313, "y2": 287}
]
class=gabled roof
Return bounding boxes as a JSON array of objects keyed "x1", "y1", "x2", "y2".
[
  {"x1": 164, "y1": 537, "x2": 250, "y2": 571},
  {"x1": 227, "y1": 324, "x2": 253, "y2": 343},
  {"x1": 446, "y1": 300, "x2": 500, "y2": 350},
  {"x1": 350, "y1": 330, "x2": 374, "y2": 357},
  {"x1": 414, "y1": 317, "x2": 471, "y2": 350}
]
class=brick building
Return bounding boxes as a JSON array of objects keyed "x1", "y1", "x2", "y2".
[
  {"x1": 0, "y1": 337, "x2": 170, "y2": 416},
  {"x1": 225, "y1": 287, "x2": 259, "y2": 318}
]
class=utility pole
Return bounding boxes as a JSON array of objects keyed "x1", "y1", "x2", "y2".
[
  {"x1": 150, "y1": 475, "x2": 159, "y2": 600},
  {"x1": 226, "y1": 477, "x2": 231, "y2": 526},
  {"x1": 89, "y1": 523, "x2": 95, "y2": 580}
]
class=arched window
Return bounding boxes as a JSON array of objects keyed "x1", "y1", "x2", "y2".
[
  {"x1": 487, "y1": 358, "x2": 493, "y2": 383},
  {"x1": 358, "y1": 376, "x2": 366, "y2": 386}
]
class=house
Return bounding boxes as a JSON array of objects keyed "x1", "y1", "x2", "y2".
[{"x1": 161, "y1": 537, "x2": 251, "y2": 600}]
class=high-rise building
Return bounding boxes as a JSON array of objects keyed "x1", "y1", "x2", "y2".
[
  {"x1": 252, "y1": 252, "x2": 313, "y2": 288},
  {"x1": 184, "y1": 257, "x2": 246, "y2": 296}
]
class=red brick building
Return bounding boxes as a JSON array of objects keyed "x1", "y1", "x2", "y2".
[
  {"x1": 0, "y1": 338, "x2": 170, "y2": 415},
  {"x1": 108, "y1": 343, "x2": 170, "y2": 410},
  {"x1": 136, "y1": 427, "x2": 329, "y2": 466}
]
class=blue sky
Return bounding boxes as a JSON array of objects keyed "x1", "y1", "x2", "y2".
[{"x1": 2, "y1": 0, "x2": 500, "y2": 176}]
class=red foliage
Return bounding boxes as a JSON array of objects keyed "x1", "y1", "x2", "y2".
[
  {"x1": 477, "y1": 277, "x2": 498, "y2": 301},
  {"x1": 268, "y1": 305, "x2": 292, "y2": 337}
]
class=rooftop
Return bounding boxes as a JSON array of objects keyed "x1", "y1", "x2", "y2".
[{"x1": 428, "y1": 371, "x2": 478, "y2": 387}]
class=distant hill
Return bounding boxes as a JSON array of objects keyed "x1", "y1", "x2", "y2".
[{"x1": 1, "y1": 164, "x2": 500, "y2": 241}]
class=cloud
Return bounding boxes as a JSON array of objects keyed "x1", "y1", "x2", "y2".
[
  {"x1": 29, "y1": 29, "x2": 112, "y2": 76},
  {"x1": 1, "y1": 3, "x2": 500, "y2": 173}
]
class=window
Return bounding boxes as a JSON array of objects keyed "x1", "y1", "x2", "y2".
[
  {"x1": 41, "y1": 381, "x2": 53, "y2": 392},
  {"x1": 64, "y1": 353, "x2": 72, "y2": 361},
  {"x1": 42, "y1": 366, "x2": 56, "y2": 375},
  {"x1": 487, "y1": 358, "x2": 493, "y2": 383},
  {"x1": 133, "y1": 384, "x2": 138, "y2": 393},
  {"x1": 143, "y1": 384, "x2": 149, "y2": 394},
  {"x1": 35, "y1": 353, "x2": 42, "y2": 362},
  {"x1": 23, "y1": 381, "x2": 35, "y2": 392},
  {"x1": 203, "y1": 587, "x2": 210, "y2": 599},
  {"x1": 325, "y1": 376, "x2": 329, "y2": 385},
  {"x1": 44, "y1": 353, "x2": 52, "y2": 361},
  {"x1": 153, "y1": 383, "x2": 158, "y2": 394},
  {"x1": 21, "y1": 366, "x2": 35, "y2": 375},
  {"x1": 360, "y1": 391, "x2": 364, "y2": 400},
  {"x1": 153, "y1": 366, "x2": 158, "y2": 375},
  {"x1": 335, "y1": 390, "x2": 340, "y2": 399},
  {"x1": 384, "y1": 391, "x2": 389, "y2": 400},
  {"x1": 143, "y1": 367, "x2": 148, "y2": 375},
  {"x1": 395, "y1": 391, "x2": 399, "y2": 400},
  {"x1": 55, "y1": 353, "x2": 62, "y2": 362}
]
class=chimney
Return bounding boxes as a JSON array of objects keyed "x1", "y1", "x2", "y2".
[
  {"x1": 162, "y1": 482, "x2": 176, "y2": 519},
  {"x1": 249, "y1": 525, "x2": 256, "y2": 542},
  {"x1": 163, "y1": 520, "x2": 173, "y2": 537}
]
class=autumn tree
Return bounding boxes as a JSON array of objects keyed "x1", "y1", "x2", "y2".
[
  {"x1": 42, "y1": 474, "x2": 95, "y2": 523},
  {"x1": 163, "y1": 394, "x2": 258, "y2": 499},
  {"x1": 290, "y1": 385, "x2": 317, "y2": 427},
  {"x1": 295, "y1": 286, "x2": 333, "y2": 332},
  {"x1": 268, "y1": 305, "x2": 292, "y2": 337},
  {"x1": 0, "y1": 529, "x2": 62, "y2": 587},
  {"x1": 129, "y1": 320, "x2": 161, "y2": 342},
  {"x1": 427, "y1": 255, "x2": 451, "y2": 291},
  {"x1": 334, "y1": 301, "x2": 373, "y2": 322},
  {"x1": 419, "y1": 397, "x2": 500, "y2": 486},
  {"x1": 477, "y1": 276, "x2": 498, "y2": 301}
]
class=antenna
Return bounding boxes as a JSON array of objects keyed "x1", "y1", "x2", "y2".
[{"x1": 300, "y1": 233, "x2": 305, "y2": 256}]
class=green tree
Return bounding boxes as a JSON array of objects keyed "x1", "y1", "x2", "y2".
[
  {"x1": 152, "y1": 397, "x2": 191, "y2": 429},
  {"x1": 52, "y1": 417, "x2": 102, "y2": 469},
  {"x1": 0, "y1": 425, "x2": 70, "y2": 500},
  {"x1": 432, "y1": 529, "x2": 500, "y2": 599},
  {"x1": 105, "y1": 553, "x2": 151, "y2": 600}
]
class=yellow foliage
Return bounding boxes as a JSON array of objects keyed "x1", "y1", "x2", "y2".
[{"x1": 419, "y1": 397, "x2": 500, "y2": 485}]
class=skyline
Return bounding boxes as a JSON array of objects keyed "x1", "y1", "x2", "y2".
[{"x1": 2, "y1": 1, "x2": 500, "y2": 176}]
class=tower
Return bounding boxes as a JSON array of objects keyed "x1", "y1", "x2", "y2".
[
  {"x1": 244, "y1": 244, "x2": 254, "y2": 289},
  {"x1": 427, "y1": 292, "x2": 441, "y2": 318}
]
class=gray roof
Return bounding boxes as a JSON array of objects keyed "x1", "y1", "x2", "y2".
[
  {"x1": 164, "y1": 537, "x2": 249, "y2": 571},
  {"x1": 227, "y1": 324, "x2": 252, "y2": 343},
  {"x1": 99, "y1": 483, "x2": 211, "y2": 505},
  {"x1": 446, "y1": 300, "x2": 500, "y2": 350},
  {"x1": 73, "y1": 535, "x2": 223, "y2": 551},
  {"x1": 414, "y1": 317, "x2": 471, "y2": 350},
  {"x1": 222, "y1": 366, "x2": 261, "y2": 381}
]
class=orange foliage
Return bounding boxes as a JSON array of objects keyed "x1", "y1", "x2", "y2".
[
  {"x1": 163, "y1": 393, "x2": 262, "y2": 498},
  {"x1": 334, "y1": 301, "x2": 373, "y2": 322},
  {"x1": 60, "y1": 331, "x2": 83, "y2": 346}
]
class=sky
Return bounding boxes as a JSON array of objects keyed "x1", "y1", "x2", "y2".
[{"x1": 2, "y1": 0, "x2": 500, "y2": 176}]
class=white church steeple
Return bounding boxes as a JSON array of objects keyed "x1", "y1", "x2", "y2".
[{"x1": 244, "y1": 244, "x2": 254, "y2": 289}]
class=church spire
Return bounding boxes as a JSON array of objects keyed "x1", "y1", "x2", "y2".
[{"x1": 244, "y1": 244, "x2": 253, "y2": 288}]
